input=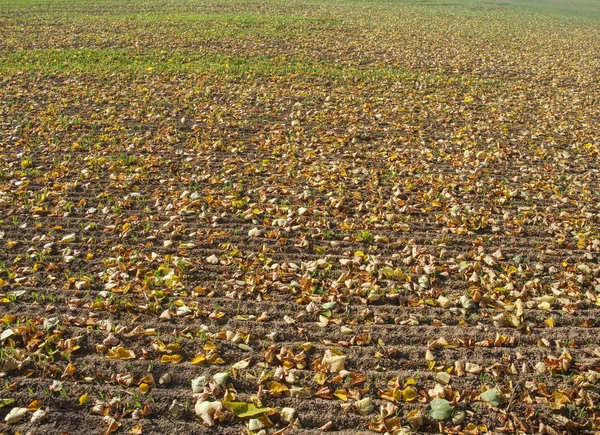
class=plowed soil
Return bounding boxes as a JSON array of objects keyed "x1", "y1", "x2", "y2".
[{"x1": 1, "y1": 0, "x2": 600, "y2": 434}]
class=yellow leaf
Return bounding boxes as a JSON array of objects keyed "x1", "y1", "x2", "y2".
[
  {"x1": 464, "y1": 423, "x2": 478, "y2": 433},
  {"x1": 63, "y1": 363, "x2": 76, "y2": 377},
  {"x1": 79, "y1": 393, "x2": 89, "y2": 406},
  {"x1": 402, "y1": 387, "x2": 418, "y2": 402},
  {"x1": 207, "y1": 353, "x2": 225, "y2": 365},
  {"x1": 223, "y1": 389, "x2": 236, "y2": 402},
  {"x1": 139, "y1": 383, "x2": 149, "y2": 394},
  {"x1": 153, "y1": 341, "x2": 181, "y2": 354},
  {"x1": 105, "y1": 419, "x2": 121, "y2": 435},
  {"x1": 138, "y1": 374, "x2": 155, "y2": 386},
  {"x1": 267, "y1": 381, "x2": 289, "y2": 395},
  {"x1": 191, "y1": 354, "x2": 207, "y2": 365},
  {"x1": 548, "y1": 399, "x2": 563, "y2": 410},
  {"x1": 106, "y1": 346, "x2": 136, "y2": 360},
  {"x1": 380, "y1": 388, "x2": 395, "y2": 402},
  {"x1": 314, "y1": 372, "x2": 327, "y2": 386},
  {"x1": 333, "y1": 389, "x2": 348, "y2": 401},
  {"x1": 393, "y1": 268, "x2": 405, "y2": 280},
  {"x1": 544, "y1": 318, "x2": 555, "y2": 328},
  {"x1": 27, "y1": 400, "x2": 42, "y2": 411},
  {"x1": 161, "y1": 354, "x2": 183, "y2": 364},
  {"x1": 129, "y1": 424, "x2": 143, "y2": 435}
]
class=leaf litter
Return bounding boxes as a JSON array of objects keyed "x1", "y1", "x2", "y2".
[{"x1": 1, "y1": 0, "x2": 600, "y2": 433}]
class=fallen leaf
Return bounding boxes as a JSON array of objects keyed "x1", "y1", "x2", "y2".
[
  {"x1": 160, "y1": 354, "x2": 183, "y2": 364},
  {"x1": 480, "y1": 388, "x2": 502, "y2": 407},
  {"x1": 223, "y1": 401, "x2": 274, "y2": 418},
  {"x1": 0, "y1": 398, "x2": 15, "y2": 409},
  {"x1": 104, "y1": 416, "x2": 121, "y2": 435},
  {"x1": 106, "y1": 346, "x2": 136, "y2": 360},
  {"x1": 430, "y1": 398, "x2": 454, "y2": 420},
  {"x1": 4, "y1": 407, "x2": 27, "y2": 424},
  {"x1": 79, "y1": 393, "x2": 90, "y2": 406}
]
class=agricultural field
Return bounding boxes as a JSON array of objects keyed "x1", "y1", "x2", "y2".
[{"x1": 1, "y1": 0, "x2": 600, "y2": 433}]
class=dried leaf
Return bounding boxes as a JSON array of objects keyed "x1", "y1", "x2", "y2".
[
  {"x1": 106, "y1": 346, "x2": 136, "y2": 360},
  {"x1": 4, "y1": 407, "x2": 27, "y2": 424}
]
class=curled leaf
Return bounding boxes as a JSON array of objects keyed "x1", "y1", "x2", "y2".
[
  {"x1": 106, "y1": 346, "x2": 136, "y2": 360},
  {"x1": 5, "y1": 407, "x2": 27, "y2": 424},
  {"x1": 354, "y1": 397, "x2": 374, "y2": 416},
  {"x1": 160, "y1": 354, "x2": 183, "y2": 364},
  {"x1": 195, "y1": 400, "x2": 223, "y2": 426}
]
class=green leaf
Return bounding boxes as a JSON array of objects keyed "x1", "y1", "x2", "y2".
[
  {"x1": 480, "y1": 388, "x2": 501, "y2": 407},
  {"x1": 320, "y1": 309, "x2": 332, "y2": 318},
  {"x1": 0, "y1": 398, "x2": 14, "y2": 409},
  {"x1": 322, "y1": 302, "x2": 337, "y2": 311},
  {"x1": 223, "y1": 401, "x2": 273, "y2": 419},
  {"x1": 430, "y1": 398, "x2": 454, "y2": 420}
]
